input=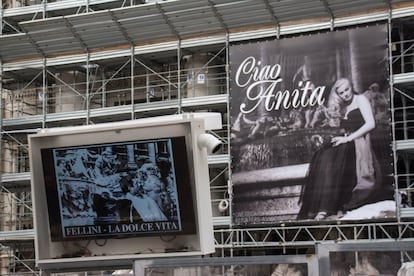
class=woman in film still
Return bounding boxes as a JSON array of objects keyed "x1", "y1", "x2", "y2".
[{"x1": 297, "y1": 78, "x2": 392, "y2": 220}]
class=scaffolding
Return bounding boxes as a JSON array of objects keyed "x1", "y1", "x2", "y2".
[{"x1": 1, "y1": 0, "x2": 414, "y2": 274}]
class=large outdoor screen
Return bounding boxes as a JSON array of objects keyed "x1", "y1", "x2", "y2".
[
  {"x1": 41, "y1": 137, "x2": 196, "y2": 241},
  {"x1": 230, "y1": 25, "x2": 394, "y2": 224}
]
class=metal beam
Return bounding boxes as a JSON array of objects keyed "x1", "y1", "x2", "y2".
[
  {"x1": 208, "y1": 0, "x2": 228, "y2": 33},
  {"x1": 19, "y1": 25, "x2": 45, "y2": 58},
  {"x1": 156, "y1": 2, "x2": 180, "y2": 41},
  {"x1": 214, "y1": 222, "x2": 414, "y2": 249},
  {"x1": 262, "y1": 0, "x2": 280, "y2": 37},
  {"x1": 320, "y1": 0, "x2": 334, "y2": 30},
  {"x1": 63, "y1": 17, "x2": 89, "y2": 52},
  {"x1": 108, "y1": 10, "x2": 133, "y2": 46}
]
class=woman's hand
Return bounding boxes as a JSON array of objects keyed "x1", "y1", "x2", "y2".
[{"x1": 331, "y1": 136, "x2": 350, "y2": 147}]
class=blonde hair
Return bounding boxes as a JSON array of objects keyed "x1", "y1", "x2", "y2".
[{"x1": 327, "y1": 78, "x2": 353, "y2": 118}]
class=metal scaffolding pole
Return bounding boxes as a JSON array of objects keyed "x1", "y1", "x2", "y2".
[
  {"x1": 224, "y1": 32, "x2": 234, "y2": 260},
  {"x1": 177, "y1": 40, "x2": 182, "y2": 114},
  {"x1": 86, "y1": 53, "x2": 90, "y2": 125},
  {"x1": 0, "y1": 8, "x2": 3, "y2": 35},
  {"x1": 131, "y1": 46, "x2": 135, "y2": 119},
  {"x1": 388, "y1": 9, "x2": 402, "y2": 227},
  {"x1": 42, "y1": 59, "x2": 46, "y2": 129},
  {"x1": 0, "y1": 60, "x2": 3, "y2": 176}
]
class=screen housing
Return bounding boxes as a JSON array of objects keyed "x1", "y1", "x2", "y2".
[{"x1": 29, "y1": 113, "x2": 220, "y2": 270}]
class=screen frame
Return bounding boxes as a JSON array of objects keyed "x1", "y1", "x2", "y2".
[
  {"x1": 29, "y1": 114, "x2": 220, "y2": 269},
  {"x1": 316, "y1": 241, "x2": 414, "y2": 275},
  {"x1": 40, "y1": 136, "x2": 196, "y2": 242}
]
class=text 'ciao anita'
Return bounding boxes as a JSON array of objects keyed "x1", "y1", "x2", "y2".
[{"x1": 235, "y1": 56, "x2": 327, "y2": 114}]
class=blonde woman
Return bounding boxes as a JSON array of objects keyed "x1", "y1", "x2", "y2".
[{"x1": 298, "y1": 78, "x2": 389, "y2": 220}]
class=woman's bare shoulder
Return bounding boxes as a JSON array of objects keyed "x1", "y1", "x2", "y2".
[{"x1": 355, "y1": 94, "x2": 370, "y2": 104}]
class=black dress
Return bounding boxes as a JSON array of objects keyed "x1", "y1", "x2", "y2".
[{"x1": 297, "y1": 108, "x2": 369, "y2": 220}]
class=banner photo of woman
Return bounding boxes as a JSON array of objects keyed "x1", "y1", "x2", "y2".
[{"x1": 230, "y1": 25, "x2": 394, "y2": 224}]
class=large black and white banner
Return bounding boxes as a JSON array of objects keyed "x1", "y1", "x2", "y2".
[{"x1": 230, "y1": 25, "x2": 394, "y2": 224}]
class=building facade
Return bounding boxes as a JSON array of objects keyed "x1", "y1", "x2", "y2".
[{"x1": 1, "y1": 0, "x2": 414, "y2": 275}]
